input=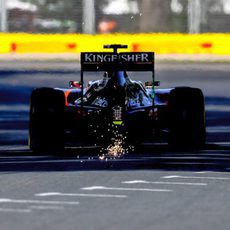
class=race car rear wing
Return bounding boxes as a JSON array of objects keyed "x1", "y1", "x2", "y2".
[
  {"x1": 81, "y1": 52, "x2": 154, "y2": 72},
  {"x1": 79, "y1": 45, "x2": 155, "y2": 106}
]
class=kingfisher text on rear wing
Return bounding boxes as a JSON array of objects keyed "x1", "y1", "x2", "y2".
[{"x1": 81, "y1": 52, "x2": 154, "y2": 71}]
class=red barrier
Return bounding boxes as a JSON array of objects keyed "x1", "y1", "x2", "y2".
[{"x1": 11, "y1": 43, "x2": 17, "y2": 52}]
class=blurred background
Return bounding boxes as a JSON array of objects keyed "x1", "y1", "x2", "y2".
[{"x1": 1, "y1": 0, "x2": 230, "y2": 34}]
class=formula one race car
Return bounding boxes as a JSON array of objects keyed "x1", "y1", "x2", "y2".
[{"x1": 29, "y1": 44, "x2": 206, "y2": 153}]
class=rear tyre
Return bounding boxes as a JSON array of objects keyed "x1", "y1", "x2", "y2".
[
  {"x1": 168, "y1": 87, "x2": 206, "y2": 149},
  {"x1": 29, "y1": 88, "x2": 65, "y2": 153}
]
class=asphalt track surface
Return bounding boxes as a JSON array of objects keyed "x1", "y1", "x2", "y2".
[{"x1": 0, "y1": 61, "x2": 230, "y2": 230}]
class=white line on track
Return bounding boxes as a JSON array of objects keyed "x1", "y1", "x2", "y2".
[
  {"x1": 195, "y1": 171, "x2": 230, "y2": 174},
  {"x1": 206, "y1": 105, "x2": 230, "y2": 112},
  {"x1": 207, "y1": 126, "x2": 230, "y2": 133},
  {"x1": 162, "y1": 175, "x2": 230, "y2": 180},
  {"x1": 164, "y1": 162, "x2": 216, "y2": 166},
  {"x1": 0, "y1": 160, "x2": 84, "y2": 164},
  {"x1": 0, "y1": 208, "x2": 31, "y2": 213},
  {"x1": 0, "y1": 156, "x2": 48, "y2": 159},
  {"x1": 81, "y1": 186, "x2": 172, "y2": 192},
  {"x1": 0, "y1": 130, "x2": 28, "y2": 134},
  {"x1": 0, "y1": 105, "x2": 28, "y2": 112},
  {"x1": 0, "y1": 198, "x2": 79, "y2": 205},
  {"x1": 35, "y1": 192, "x2": 127, "y2": 198},
  {"x1": 2, "y1": 156, "x2": 230, "y2": 165},
  {"x1": 122, "y1": 180, "x2": 207, "y2": 186},
  {"x1": 29, "y1": 205, "x2": 64, "y2": 210},
  {"x1": 211, "y1": 142, "x2": 230, "y2": 146}
]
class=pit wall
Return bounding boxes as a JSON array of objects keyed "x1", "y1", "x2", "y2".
[{"x1": 0, "y1": 33, "x2": 229, "y2": 54}]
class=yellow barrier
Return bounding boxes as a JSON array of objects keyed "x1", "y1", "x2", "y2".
[{"x1": 0, "y1": 33, "x2": 230, "y2": 54}]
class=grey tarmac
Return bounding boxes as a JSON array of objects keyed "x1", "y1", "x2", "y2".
[{"x1": 0, "y1": 61, "x2": 230, "y2": 230}]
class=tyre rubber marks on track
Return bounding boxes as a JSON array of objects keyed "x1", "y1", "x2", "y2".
[
  {"x1": 0, "y1": 198, "x2": 80, "y2": 205},
  {"x1": 28, "y1": 205, "x2": 64, "y2": 210},
  {"x1": 2, "y1": 173, "x2": 230, "y2": 214},
  {"x1": 36, "y1": 192, "x2": 127, "y2": 199},
  {"x1": 81, "y1": 186, "x2": 172, "y2": 192},
  {"x1": 122, "y1": 180, "x2": 207, "y2": 186},
  {"x1": 0, "y1": 206, "x2": 64, "y2": 213},
  {"x1": 0, "y1": 198, "x2": 79, "y2": 214},
  {"x1": 0, "y1": 208, "x2": 32, "y2": 213}
]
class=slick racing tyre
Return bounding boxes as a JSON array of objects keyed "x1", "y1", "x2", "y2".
[
  {"x1": 168, "y1": 87, "x2": 206, "y2": 149},
  {"x1": 29, "y1": 88, "x2": 65, "y2": 153}
]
